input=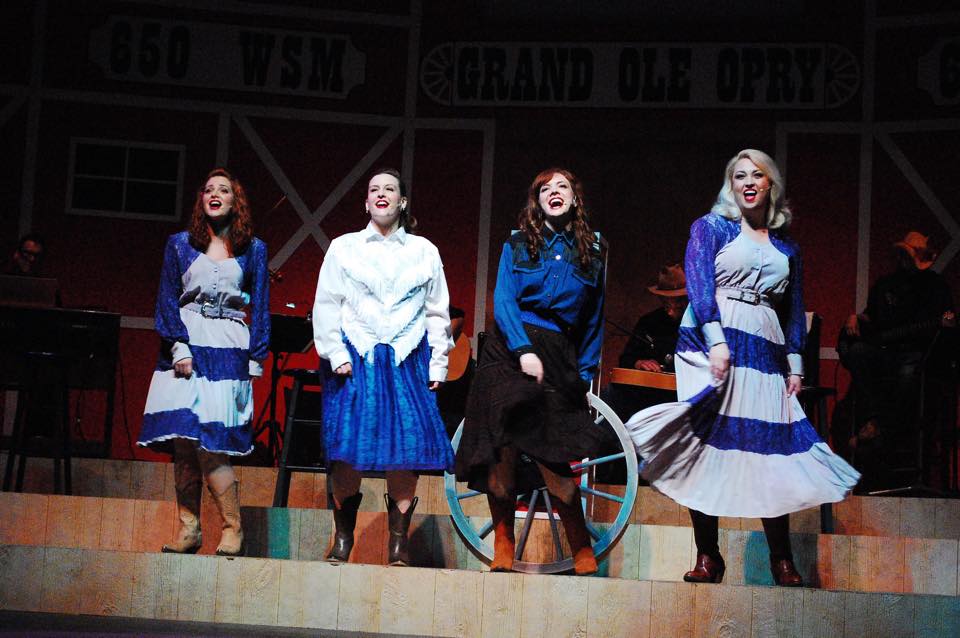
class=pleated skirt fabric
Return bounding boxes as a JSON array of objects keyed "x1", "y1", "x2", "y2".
[
  {"x1": 139, "y1": 310, "x2": 254, "y2": 456},
  {"x1": 625, "y1": 295, "x2": 860, "y2": 518},
  {"x1": 455, "y1": 324, "x2": 614, "y2": 493},
  {"x1": 321, "y1": 334, "x2": 454, "y2": 472}
]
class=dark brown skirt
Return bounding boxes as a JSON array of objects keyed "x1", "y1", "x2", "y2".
[{"x1": 454, "y1": 323, "x2": 614, "y2": 493}]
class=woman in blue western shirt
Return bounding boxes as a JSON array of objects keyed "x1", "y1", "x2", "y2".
[
  {"x1": 455, "y1": 167, "x2": 606, "y2": 575},
  {"x1": 627, "y1": 150, "x2": 858, "y2": 586},
  {"x1": 139, "y1": 168, "x2": 270, "y2": 557}
]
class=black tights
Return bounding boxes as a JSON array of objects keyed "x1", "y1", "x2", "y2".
[{"x1": 689, "y1": 509, "x2": 793, "y2": 563}]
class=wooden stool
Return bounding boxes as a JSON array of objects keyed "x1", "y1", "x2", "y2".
[{"x1": 272, "y1": 368, "x2": 325, "y2": 507}]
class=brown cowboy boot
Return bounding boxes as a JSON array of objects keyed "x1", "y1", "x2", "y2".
[
  {"x1": 385, "y1": 494, "x2": 418, "y2": 566},
  {"x1": 553, "y1": 496, "x2": 598, "y2": 576},
  {"x1": 162, "y1": 457, "x2": 202, "y2": 554},
  {"x1": 771, "y1": 558, "x2": 803, "y2": 587},
  {"x1": 326, "y1": 492, "x2": 363, "y2": 563},
  {"x1": 684, "y1": 553, "x2": 726, "y2": 583},
  {"x1": 208, "y1": 481, "x2": 244, "y2": 556},
  {"x1": 487, "y1": 494, "x2": 517, "y2": 572}
]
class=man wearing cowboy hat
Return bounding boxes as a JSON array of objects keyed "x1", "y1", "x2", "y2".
[
  {"x1": 595, "y1": 262, "x2": 688, "y2": 483},
  {"x1": 601, "y1": 262, "x2": 687, "y2": 423},
  {"x1": 618, "y1": 262, "x2": 688, "y2": 373},
  {"x1": 839, "y1": 231, "x2": 954, "y2": 488}
]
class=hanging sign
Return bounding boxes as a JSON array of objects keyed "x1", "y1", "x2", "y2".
[
  {"x1": 420, "y1": 41, "x2": 860, "y2": 109},
  {"x1": 88, "y1": 16, "x2": 366, "y2": 98},
  {"x1": 918, "y1": 37, "x2": 960, "y2": 106}
]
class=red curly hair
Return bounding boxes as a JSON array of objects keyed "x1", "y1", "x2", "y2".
[
  {"x1": 518, "y1": 167, "x2": 596, "y2": 268},
  {"x1": 187, "y1": 168, "x2": 254, "y2": 255}
]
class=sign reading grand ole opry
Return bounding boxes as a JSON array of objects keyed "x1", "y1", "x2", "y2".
[
  {"x1": 419, "y1": 42, "x2": 862, "y2": 109},
  {"x1": 87, "y1": 15, "x2": 957, "y2": 112}
]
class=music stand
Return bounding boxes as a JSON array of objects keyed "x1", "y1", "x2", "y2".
[{"x1": 252, "y1": 313, "x2": 313, "y2": 463}]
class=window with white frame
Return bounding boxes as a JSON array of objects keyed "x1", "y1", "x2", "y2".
[{"x1": 67, "y1": 138, "x2": 185, "y2": 220}]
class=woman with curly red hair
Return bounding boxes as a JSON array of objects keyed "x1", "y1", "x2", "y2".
[
  {"x1": 139, "y1": 168, "x2": 270, "y2": 557},
  {"x1": 455, "y1": 168, "x2": 606, "y2": 574}
]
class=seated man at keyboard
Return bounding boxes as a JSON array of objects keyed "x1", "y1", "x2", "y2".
[{"x1": 602, "y1": 262, "x2": 687, "y2": 422}]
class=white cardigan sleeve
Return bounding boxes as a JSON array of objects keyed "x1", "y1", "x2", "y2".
[
  {"x1": 423, "y1": 249, "x2": 453, "y2": 382},
  {"x1": 312, "y1": 242, "x2": 351, "y2": 371}
]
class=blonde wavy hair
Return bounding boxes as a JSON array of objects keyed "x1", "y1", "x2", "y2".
[{"x1": 710, "y1": 149, "x2": 792, "y2": 230}]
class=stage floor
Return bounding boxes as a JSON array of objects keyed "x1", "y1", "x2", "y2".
[{"x1": 0, "y1": 611, "x2": 422, "y2": 638}]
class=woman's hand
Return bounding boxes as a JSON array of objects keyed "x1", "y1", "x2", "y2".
[
  {"x1": 334, "y1": 362, "x2": 353, "y2": 376},
  {"x1": 786, "y1": 374, "x2": 803, "y2": 397},
  {"x1": 174, "y1": 358, "x2": 193, "y2": 378},
  {"x1": 519, "y1": 352, "x2": 544, "y2": 383},
  {"x1": 708, "y1": 343, "x2": 730, "y2": 382},
  {"x1": 428, "y1": 381, "x2": 441, "y2": 391}
]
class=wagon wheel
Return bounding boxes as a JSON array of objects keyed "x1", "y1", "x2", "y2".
[
  {"x1": 444, "y1": 392, "x2": 637, "y2": 574},
  {"x1": 420, "y1": 43, "x2": 454, "y2": 106},
  {"x1": 824, "y1": 44, "x2": 860, "y2": 108}
]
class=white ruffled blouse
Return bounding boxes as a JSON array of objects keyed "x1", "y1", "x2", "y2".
[{"x1": 312, "y1": 222, "x2": 453, "y2": 382}]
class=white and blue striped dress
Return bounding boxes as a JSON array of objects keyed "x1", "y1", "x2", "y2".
[
  {"x1": 138, "y1": 232, "x2": 270, "y2": 456},
  {"x1": 626, "y1": 214, "x2": 858, "y2": 518}
]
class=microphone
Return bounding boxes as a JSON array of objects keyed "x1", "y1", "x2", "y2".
[
  {"x1": 605, "y1": 317, "x2": 655, "y2": 347},
  {"x1": 265, "y1": 195, "x2": 289, "y2": 284}
]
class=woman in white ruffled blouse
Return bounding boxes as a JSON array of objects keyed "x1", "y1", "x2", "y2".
[{"x1": 312, "y1": 168, "x2": 454, "y2": 566}]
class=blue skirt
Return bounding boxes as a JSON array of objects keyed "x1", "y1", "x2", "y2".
[{"x1": 322, "y1": 335, "x2": 454, "y2": 471}]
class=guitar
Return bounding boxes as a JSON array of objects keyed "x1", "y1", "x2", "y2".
[
  {"x1": 838, "y1": 311, "x2": 955, "y2": 350},
  {"x1": 447, "y1": 333, "x2": 473, "y2": 382}
]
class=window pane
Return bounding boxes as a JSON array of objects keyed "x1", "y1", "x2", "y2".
[
  {"x1": 125, "y1": 180, "x2": 179, "y2": 217},
  {"x1": 72, "y1": 176, "x2": 124, "y2": 210},
  {"x1": 128, "y1": 148, "x2": 179, "y2": 180},
  {"x1": 74, "y1": 144, "x2": 125, "y2": 177}
]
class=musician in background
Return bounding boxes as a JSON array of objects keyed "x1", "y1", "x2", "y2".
[
  {"x1": 602, "y1": 262, "x2": 687, "y2": 422},
  {"x1": 839, "y1": 231, "x2": 954, "y2": 475},
  {"x1": 6, "y1": 233, "x2": 46, "y2": 277}
]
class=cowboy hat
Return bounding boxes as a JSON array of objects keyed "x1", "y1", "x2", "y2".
[
  {"x1": 648, "y1": 263, "x2": 687, "y2": 297},
  {"x1": 894, "y1": 231, "x2": 936, "y2": 270}
]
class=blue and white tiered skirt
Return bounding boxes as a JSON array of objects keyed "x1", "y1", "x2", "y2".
[
  {"x1": 322, "y1": 334, "x2": 454, "y2": 472},
  {"x1": 625, "y1": 294, "x2": 859, "y2": 518},
  {"x1": 138, "y1": 309, "x2": 254, "y2": 456}
]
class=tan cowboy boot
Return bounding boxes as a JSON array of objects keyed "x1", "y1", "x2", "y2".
[
  {"x1": 162, "y1": 457, "x2": 202, "y2": 554},
  {"x1": 208, "y1": 481, "x2": 244, "y2": 556}
]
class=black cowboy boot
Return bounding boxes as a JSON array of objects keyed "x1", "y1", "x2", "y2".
[
  {"x1": 385, "y1": 494, "x2": 418, "y2": 566},
  {"x1": 326, "y1": 492, "x2": 363, "y2": 563}
]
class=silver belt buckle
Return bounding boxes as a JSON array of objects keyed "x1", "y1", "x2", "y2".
[
  {"x1": 200, "y1": 301, "x2": 219, "y2": 318},
  {"x1": 727, "y1": 288, "x2": 759, "y2": 305}
]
